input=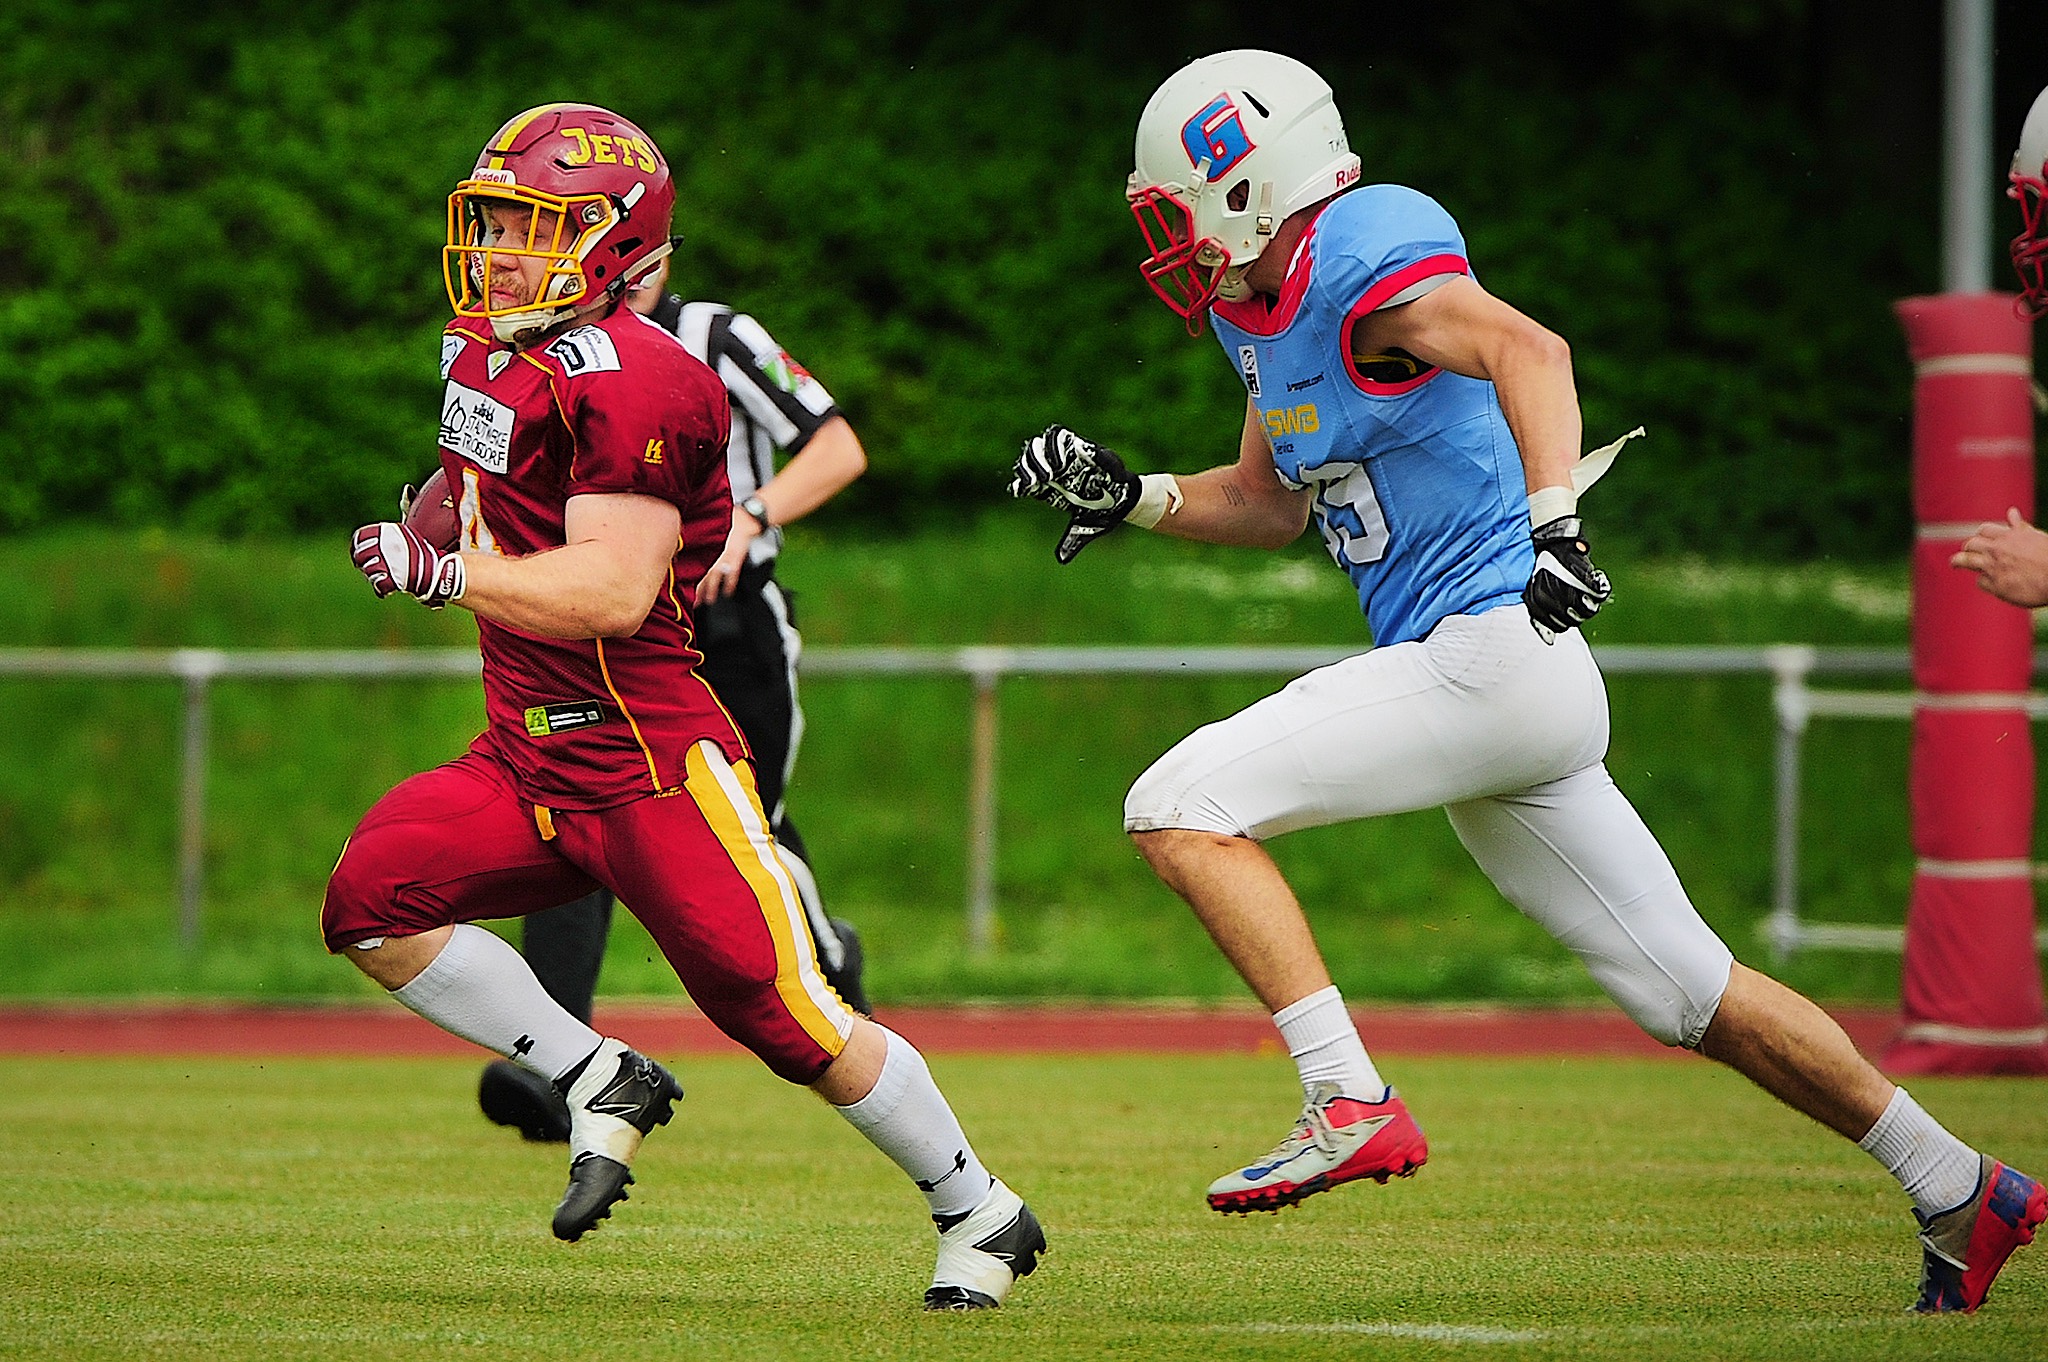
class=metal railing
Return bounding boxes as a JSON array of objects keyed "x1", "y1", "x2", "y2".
[
  {"x1": 1764, "y1": 646, "x2": 2048, "y2": 958},
  {"x1": 5, "y1": 642, "x2": 2047, "y2": 956}
]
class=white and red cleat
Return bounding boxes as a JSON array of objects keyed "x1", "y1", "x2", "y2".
[
  {"x1": 1913, "y1": 1156, "x2": 2045, "y2": 1314},
  {"x1": 1206, "y1": 1081, "x2": 1428, "y2": 1214}
]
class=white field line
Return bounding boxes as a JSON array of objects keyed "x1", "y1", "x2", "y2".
[{"x1": 1209, "y1": 1322, "x2": 1546, "y2": 1344}]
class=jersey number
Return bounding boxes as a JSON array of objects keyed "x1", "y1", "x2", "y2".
[
  {"x1": 1311, "y1": 465, "x2": 1390, "y2": 570},
  {"x1": 457, "y1": 468, "x2": 502, "y2": 555}
]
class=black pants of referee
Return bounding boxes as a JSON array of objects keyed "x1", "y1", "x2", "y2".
[{"x1": 518, "y1": 561, "x2": 864, "y2": 1019}]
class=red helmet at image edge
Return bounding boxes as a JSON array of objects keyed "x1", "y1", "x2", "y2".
[{"x1": 444, "y1": 102, "x2": 676, "y2": 341}]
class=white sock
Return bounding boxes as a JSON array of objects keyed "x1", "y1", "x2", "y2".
[
  {"x1": 833, "y1": 1026, "x2": 994, "y2": 1221},
  {"x1": 1857, "y1": 1086, "x2": 1983, "y2": 1219},
  {"x1": 1273, "y1": 986, "x2": 1385, "y2": 1100},
  {"x1": 390, "y1": 923, "x2": 603, "y2": 1084}
]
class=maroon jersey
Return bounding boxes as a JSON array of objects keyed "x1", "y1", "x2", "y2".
[{"x1": 436, "y1": 306, "x2": 745, "y2": 809}]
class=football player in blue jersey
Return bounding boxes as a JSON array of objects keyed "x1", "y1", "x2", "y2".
[{"x1": 1012, "y1": 49, "x2": 2041, "y2": 1314}]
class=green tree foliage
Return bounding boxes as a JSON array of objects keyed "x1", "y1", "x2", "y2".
[{"x1": 1, "y1": 0, "x2": 2033, "y2": 554}]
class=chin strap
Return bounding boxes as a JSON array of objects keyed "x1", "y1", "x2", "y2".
[
  {"x1": 1213, "y1": 264, "x2": 1255, "y2": 302},
  {"x1": 496, "y1": 240, "x2": 676, "y2": 345},
  {"x1": 499, "y1": 296, "x2": 624, "y2": 349}
]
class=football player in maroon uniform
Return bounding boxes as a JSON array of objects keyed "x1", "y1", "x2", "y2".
[
  {"x1": 323, "y1": 104, "x2": 1043, "y2": 1310},
  {"x1": 468, "y1": 253, "x2": 877, "y2": 1150}
]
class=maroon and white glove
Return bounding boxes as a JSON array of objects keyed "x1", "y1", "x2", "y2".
[{"x1": 351, "y1": 522, "x2": 465, "y2": 608}]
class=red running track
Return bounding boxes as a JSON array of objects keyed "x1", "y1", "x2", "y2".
[{"x1": 0, "y1": 1001, "x2": 1903, "y2": 1060}]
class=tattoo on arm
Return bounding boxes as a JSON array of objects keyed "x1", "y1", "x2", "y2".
[{"x1": 1221, "y1": 484, "x2": 1246, "y2": 507}]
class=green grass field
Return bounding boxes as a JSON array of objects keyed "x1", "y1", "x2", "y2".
[
  {"x1": 2, "y1": 521, "x2": 2038, "y2": 1005},
  {"x1": 2, "y1": 1051, "x2": 2043, "y2": 1361}
]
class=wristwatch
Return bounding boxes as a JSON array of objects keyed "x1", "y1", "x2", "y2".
[{"x1": 739, "y1": 495, "x2": 772, "y2": 530}]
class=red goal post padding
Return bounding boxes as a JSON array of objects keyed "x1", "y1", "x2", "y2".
[{"x1": 1889, "y1": 292, "x2": 2048, "y2": 1075}]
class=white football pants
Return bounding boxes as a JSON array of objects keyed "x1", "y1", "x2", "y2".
[{"x1": 1124, "y1": 603, "x2": 1733, "y2": 1048}]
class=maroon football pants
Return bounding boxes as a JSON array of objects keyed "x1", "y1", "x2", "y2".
[{"x1": 321, "y1": 739, "x2": 852, "y2": 1083}]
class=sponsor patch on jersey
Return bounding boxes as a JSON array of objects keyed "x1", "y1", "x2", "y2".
[
  {"x1": 523, "y1": 701, "x2": 607, "y2": 737},
  {"x1": 544, "y1": 325, "x2": 623, "y2": 377},
  {"x1": 1262, "y1": 403, "x2": 1320, "y2": 439},
  {"x1": 439, "y1": 333, "x2": 468, "y2": 381},
  {"x1": 1238, "y1": 344, "x2": 1262, "y2": 397},
  {"x1": 1285, "y1": 372, "x2": 1326, "y2": 393},
  {"x1": 440, "y1": 381, "x2": 515, "y2": 474}
]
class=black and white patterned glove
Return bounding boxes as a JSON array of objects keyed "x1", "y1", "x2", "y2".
[
  {"x1": 1524, "y1": 516, "x2": 1611, "y2": 643},
  {"x1": 1010, "y1": 424, "x2": 1141, "y2": 564}
]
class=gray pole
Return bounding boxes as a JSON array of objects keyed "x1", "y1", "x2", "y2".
[
  {"x1": 965, "y1": 665, "x2": 1001, "y2": 956},
  {"x1": 175, "y1": 664, "x2": 213, "y2": 950},
  {"x1": 1942, "y1": 0, "x2": 1995, "y2": 294},
  {"x1": 1766, "y1": 647, "x2": 1817, "y2": 962}
]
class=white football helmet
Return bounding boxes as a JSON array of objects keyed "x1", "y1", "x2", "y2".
[
  {"x1": 2010, "y1": 85, "x2": 2048, "y2": 320},
  {"x1": 1128, "y1": 50, "x2": 1362, "y2": 328}
]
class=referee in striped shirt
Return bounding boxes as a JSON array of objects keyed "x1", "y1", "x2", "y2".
[{"x1": 479, "y1": 255, "x2": 874, "y2": 1142}]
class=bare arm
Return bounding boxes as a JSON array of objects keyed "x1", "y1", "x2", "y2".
[
  {"x1": 756, "y1": 415, "x2": 867, "y2": 525},
  {"x1": 699, "y1": 415, "x2": 868, "y2": 604},
  {"x1": 1349, "y1": 274, "x2": 1581, "y2": 503},
  {"x1": 1146, "y1": 401, "x2": 1314, "y2": 549},
  {"x1": 458, "y1": 492, "x2": 682, "y2": 638}
]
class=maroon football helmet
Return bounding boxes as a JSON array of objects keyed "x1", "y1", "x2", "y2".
[{"x1": 444, "y1": 103, "x2": 675, "y2": 341}]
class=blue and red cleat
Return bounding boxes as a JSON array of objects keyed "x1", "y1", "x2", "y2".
[
  {"x1": 1206, "y1": 1081, "x2": 1428, "y2": 1214},
  {"x1": 1913, "y1": 1156, "x2": 2046, "y2": 1314}
]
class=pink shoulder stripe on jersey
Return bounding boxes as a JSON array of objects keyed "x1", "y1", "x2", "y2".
[
  {"x1": 1341, "y1": 253, "x2": 1470, "y2": 396},
  {"x1": 1208, "y1": 222, "x2": 1326, "y2": 337}
]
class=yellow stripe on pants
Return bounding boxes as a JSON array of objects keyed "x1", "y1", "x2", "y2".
[{"x1": 683, "y1": 742, "x2": 850, "y2": 1055}]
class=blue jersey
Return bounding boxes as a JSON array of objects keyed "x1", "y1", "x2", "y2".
[{"x1": 1208, "y1": 185, "x2": 1533, "y2": 646}]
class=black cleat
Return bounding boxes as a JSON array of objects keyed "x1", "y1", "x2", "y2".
[
  {"x1": 825, "y1": 916, "x2": 872, "y2": 1016},
  {"x1": 479, "y1": 1060, "x2": 571, "y2": 1143},
  {"x1": 923, "y1": 1286, "x2": 1001, "y2": 1311},
  {"x1": 923, "y1": 1179, "x2": 1045, "y2": 1310},
  {"x1": 550, "y1": 1040, "x2": 684, "y2": 1241},
  {"x1": 553, "y1": 1154, "x2": 634, "y2": 1242}
]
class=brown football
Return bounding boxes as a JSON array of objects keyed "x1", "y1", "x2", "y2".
[{"x1": 405, "y1": 466, "x2": 460, "y2": 551}]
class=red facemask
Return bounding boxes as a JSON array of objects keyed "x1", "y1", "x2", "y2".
[
  {"x1": 2010, "y1": 169, "x2": 2048, "y2": 321},
  {"x1": 1129, "y1": 186, "x2": 1229, "y2": 335}
]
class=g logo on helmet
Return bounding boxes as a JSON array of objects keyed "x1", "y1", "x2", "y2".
[{"x1": 1180, "y1": 95, "x2": 1255, "y2": 178}]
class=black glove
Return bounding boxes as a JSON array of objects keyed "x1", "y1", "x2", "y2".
[
  {"x1": 1524, "y1": 515, "x2": 1611, "y2": 643},
  {"x1": 1009, "y1": 424, "x2": 1141, "y2": 564}
]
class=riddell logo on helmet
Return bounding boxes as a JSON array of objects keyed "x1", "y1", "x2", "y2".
[
  {"x1": 1181, "y1": 95, "x2": 1255, "y2": 178},
  {"x1": 471, "y1": 168, "x2": 517, "y2": 186}
]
